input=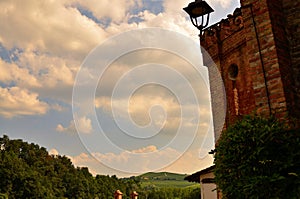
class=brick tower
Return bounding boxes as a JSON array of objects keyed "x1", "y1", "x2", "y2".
[
  {"x1": 185, "y1": 1, "x2": 299, "y2": 198},
  {"x1": 201, "y1": 0, "x2": 300, "y2": 141}
]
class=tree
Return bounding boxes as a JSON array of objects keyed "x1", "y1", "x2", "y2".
[
  {"x1": 0, "y1": 134, "x2": 201, "y2": 198},
  {"x1": 213, "y1": 115, "x2": 300, "y2": 198},
  {"x1": 0, "y1": 135, "x2": 142, "y2": 198}
]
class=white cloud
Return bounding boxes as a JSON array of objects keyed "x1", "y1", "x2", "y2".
[
  {"x1": 131, "y1": 145, "x2": 157, "y2": 153},
  {"x1": 163, "y1": 0, "x2": 195, "y2": 18},
  {"x1": 0, "y1": 87, "x2": 48, "y2": 118},
  {"x1": 162, "y1": 149, "x2": 214, "y2": 174},
  {"x1": 68, "y1": 152, "x2": 99, "y2": 176},
  {"x1": 0, "y1": 0, "x2": 218, "y2": 177},
  {"x1": 56, "y1": 116, "x2": 92, "y2": 134},
  {"x1": 68, "y1": 145, "x2": 214, "y2": 176},
  {"x1": 0, "y1": 0, "x2": 207, "y2": 114},
  {"x1": 95, "y1": 94, "x2": 210, "y2": 134},
  {"x1": 0, "y1": 0, "x2": 111, "y2": 107},
  {"x1": 91, "y1": 47, "x2": 211, "y2": 134},
  {"x1": 0, "y1": 58, "x2": 40, "y2": 87},
  {"x1": 17, "y1": 50, "x2": 76, "y2": 88},
  {"x1": 76, "y1": 146, "x2": 181, "y2": 174},
  {"x1": 49, "y1": 148, "x2": 59, "y2": 156},
  {"x1": 95, "y1": 96, "x2": 111, "y2": 111},
  {"x1": 56, "y1": 124, "x2": 70, "y2": 133},
  {"x1": 207, "y1": 0, "x2": 234, "y2": 9},
  {"x1": 102, "y1": 0, "x2": 199, "y2": 40},
  {"x1": 4, "y1": 50, "x2": 81, "y2": 104},
  {"x1": 50, "y1": 104, "x2": 65, "y2": 112},
  {"x1": 96, "y1": 95, "x2": 178, "y2": 125},
  {"x1": 0, "y1": 0, "x2": 106, "y2": 58},
  {"x1": 107, "y1": 9, "x2": 197, "y2": 39},
  {"x1": 76, "y1": 116, "x2": 93, "y2": 134},
  {"x1": 69, "y1": 0, "x2": 142, "y2": 23}
]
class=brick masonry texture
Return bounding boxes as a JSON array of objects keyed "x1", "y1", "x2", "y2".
[{"x1": 201, "y1": 0, "x2": 300, "y2": 135}]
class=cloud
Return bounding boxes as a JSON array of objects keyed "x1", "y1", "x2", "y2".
[
  {"x1": 0, "y1": 51, "x2": 79, "y2": 104},
  {"x1": 49, "y1": 148, "x2": 59, "y2": 156},
  {"x1": 69, "y1": 0, "x2": 142, "y2": 23},
  {"x1": 68, "y1": 145, "x2": 214, "y2": 176},
  {"x1": 67, "y1": 152, "x2": 99, "y2": 176},
  {"x1": 0, "y1": 0, "x2": 218, "y2": 177},
  {"x1": 95, "y1": 93, "x2": 210, "y2": 135},
  {"x1": 162, "y1": 149, "x2": 214, "y2": 174},
  {"x1": 0, "y1": 58, "x2": 40, "y2": 87},
  {"x1": 96, "y1": 94, "x2": 179, "y2": 125},
  {"x1": 91, "y1": 47, "x2": 211, "y2": 135},
  {"x1": 0, "y1": 87, "x2": 48, "y2": 118},
  {"x1": 1, "y1": 50, "x2": 77, "y2": 92},
  {"x1": 17, "y1": 51, "x2": 76, "y2": 88},
  {"x1": 71, "y1": 145, "x2": 180, "y2": 174},
  {"x1": 108, "y1": 8, "x2": 197, "y2": 39},
  {"x1": 0, "y1": 0, "x2": 207, "y2": 114},
  {"x1": 56, "y1": 116, "x2": 92, "y2": 134},
  {"x1": 131, "y1": 145, "x2": 157, "y2": 153},
  {"x1": 0, "y1": 0, "x2": 110, "y2": 106},
  {"x1": 75, "y1": 116, "x2": 93, "y2": 134},
  {"x1": 163, "y1": 0, "x2": 191, "y2": 12},
  {"x1": 207, "y1": 0, "x2": 234, "y2": 9},
  {"x1": 103, "y1": 0, "x2": 199, "y2": 39},
  {"x1": 0, "y1": 0, "x2": 106, "y2": 58},
  {"x1": 50, "y1": 104, "x2": 65, "y2": 112}
]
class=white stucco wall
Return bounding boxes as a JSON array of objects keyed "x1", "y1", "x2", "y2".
[{"x1": 200, "y1": 172, "x2": 217, "y2": 199}]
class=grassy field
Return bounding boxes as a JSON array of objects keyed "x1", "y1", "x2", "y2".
[
  {"x1": 138, "y1": 172, "x2": 199, "y2": 189},
  {"x1": 141, "y1": 180, "x2": 199, "y2": 188},
  {"x1": 139, "y1": 172, "x2": 188, "y2": 180}
]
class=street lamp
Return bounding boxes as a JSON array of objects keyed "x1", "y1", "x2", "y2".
[{"x1": 183, "y1": 0, "x2": 214, "y2": 35}]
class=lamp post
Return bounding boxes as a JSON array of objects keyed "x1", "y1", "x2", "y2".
[
  {"x1": 183, "y1": 0, "x2": 214, "y2": 35},
  {"x1": 184, "y1": 1, "x2": 272, "y2": 117}
]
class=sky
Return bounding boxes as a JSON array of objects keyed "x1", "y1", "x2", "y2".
[{"x1": 0, "y1": 0, "x2": 240, "y2": 177}]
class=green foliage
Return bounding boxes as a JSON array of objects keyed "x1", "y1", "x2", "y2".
[
  {"x1": 0, "y1": 135, "x2": 200, "y2": 199},
  {"x1": 213, "y1": 115, "x2": 300, "y2": 199},
  {"x1": 137, "y1": 186, "x2": 200, "y2": 199},
  {"x1": 0, "y1": 135, "x2": 139, "y2": 199},
  {"x1": 0, "y1": 193, "x2": 8, "y2": 199},
  {"x1": 141, "y1": 180, "x2": 197, "y2": 188}
]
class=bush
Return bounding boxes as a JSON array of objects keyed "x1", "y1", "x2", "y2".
[
  {"x1": 213, "y1": 115, "x2": 300, "y2": 199},
  {"x1": 0, "y1": 193, "x2": 8, "y2": 199}
]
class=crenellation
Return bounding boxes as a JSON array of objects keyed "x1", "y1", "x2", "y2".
[{"x1": 201, "y1": 8, "x2": 244, "y2": 46}]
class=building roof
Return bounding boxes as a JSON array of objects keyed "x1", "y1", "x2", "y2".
[{"x1": 184, "y1": 165, "x2": 215, "y2": 183}]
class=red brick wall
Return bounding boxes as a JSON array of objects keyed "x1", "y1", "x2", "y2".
[
  {"x1": 201, "y1": 8, "x2": 256, "y2": 132},
  {"x1": 281, "y1": 0, "x2": 300, "y2": 125},
  {"x1": 241, "y1": 0, "x2": 300, "y2": 124},
  {"x1": 241, "y1": 0, "x2": 283, "y2": 117},
  {"x1": 201, "y1": 0, "x2": 300, "y2": 136}
]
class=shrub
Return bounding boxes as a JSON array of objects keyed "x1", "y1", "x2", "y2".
[{"x1": 213, "y1": 115, "x2": 300, "y2": 199}]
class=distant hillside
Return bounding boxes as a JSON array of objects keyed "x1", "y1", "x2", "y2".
[
  {"x1": 139, "y1": 172, "x2": 188, "y2": 181},
  {"x1": 138, "y1": 172, "x2": 198, "y2": 189}
]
